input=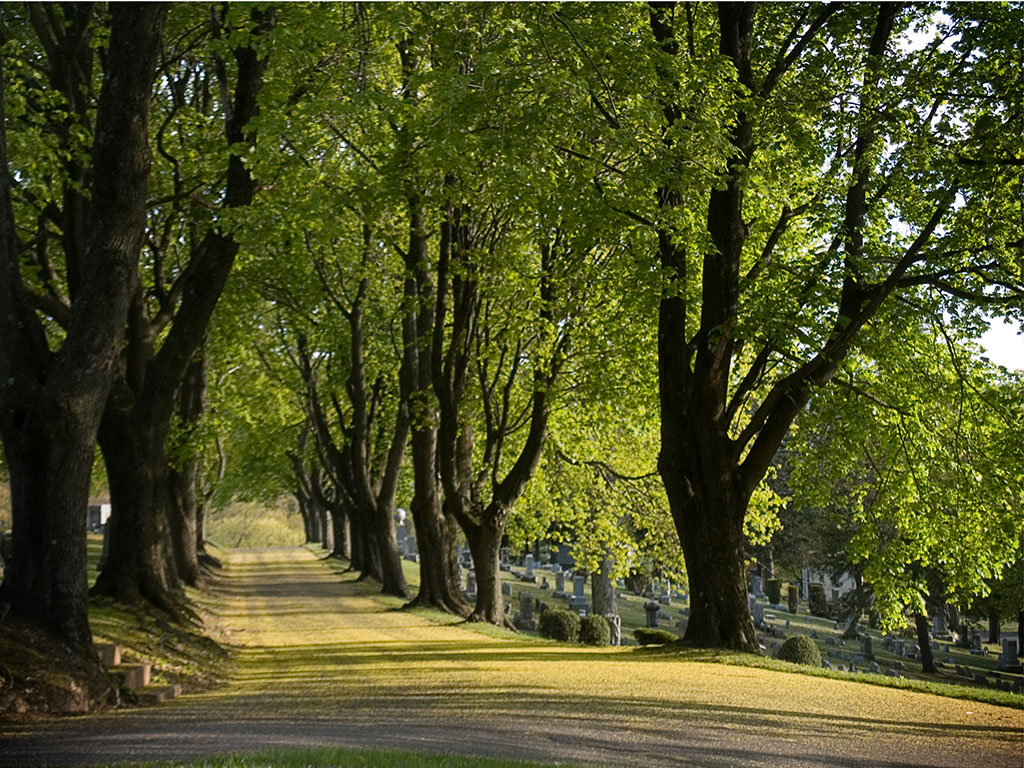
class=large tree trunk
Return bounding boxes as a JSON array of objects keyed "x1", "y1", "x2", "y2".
[
  {"x1": 0, "y1": 412, "x2": 109, "y2": 693},
  {"x1": 0, "y1": 5, "x2": 166, "y2": 701},
  {"x1": 670, "y1": 490, "x2": 756, "y2": 650},
  {"x1": 92, "y1": 401, "x2": 182, "y2": 611},
  {"x1": 407, "y1": 430, "x2": 467, "y2": 615},
  {"x1": 592, "y1": 555, "x2": 618, "y2": 618},
  {"x1": 464, "y1": 518, "x2": 504, "y2": 625},
  {"x1": 373, "y1": 500, "x2": 409, "y2": 598},
  {"x1": 166, "y1": 352, "x2": 207, "y2": 585},
  {"x1": 330, "y1": 504, "x2": 351, "y2": 559}
]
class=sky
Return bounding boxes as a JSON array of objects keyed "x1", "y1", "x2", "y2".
[{"x1": 980, "y1": 319, "x2": 1023, "y2": 371}]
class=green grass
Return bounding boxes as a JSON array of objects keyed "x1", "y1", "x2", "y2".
[
  {"x1": 635, "y1": 643, "x2": 1024, "y2": 710},
  {"x1": 318, "y1": 548, "x2": 1022, "y2": 710},
  {"x1": 88, "y1": 747, "x2": 603, "y2": 768}
]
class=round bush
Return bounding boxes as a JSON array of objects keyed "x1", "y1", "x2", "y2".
[
  {"x1": 579, "y1": 615, "x2": 611, "y2": 646},
  {"x1": 775, "y1": 635, "x2": 821, "y2": 666},
  {"x1": 538, "y1": 609, "x2": 580, "y2": 643},
  {"x1": 633, "y1": 628, "x2": 678, "y2": 646}
]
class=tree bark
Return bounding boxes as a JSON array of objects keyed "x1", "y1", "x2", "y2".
[
  {"x1": 592, "y1": 555, "x2": 618, "y2": 618},
  {"x1": 92, "y1": 404, "x2": 181, "y2": 610},
  {"x1": 988, "y1": 609, "x2": 1001, "y2": 645},
  {"x1": 167, "y1": 352, "x2": 207, "y2": 585},
  {"x1": 0, "y1": 4, "x2": 166, "y2": 697},
  {"x1": 915, "y1": 613, "x2": 936, "y2": 674},
  {"x1": 465, "y1": 519, "x2": 505, "y2": 625}
]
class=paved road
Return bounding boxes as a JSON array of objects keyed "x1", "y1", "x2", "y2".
[{"x1": 1, "y1": 548, "x2": 1021, "y2": 767}]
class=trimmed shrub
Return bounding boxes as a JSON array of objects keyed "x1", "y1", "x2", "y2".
[
  {"x1": 787, "y1": 584, "x2": 799, "y2": 614},
  {"x1": 775, "y1": 635, "x2": 821, "y2": 666},
  {"x1": 579, "y1": 615, "x2": 611, "y2": 646},
  {"x1": 633, "y1": 628, "x2": 677, "y2": 646},
  {"x1": 808, "y1": 583, "x2": 829, "y2": 617},
  {"x1": 764, "y1": 578, "x2": 782, "y2": 605},
  {"x1": 538, "y1": 609, "x2": 580, "y2": 643}
]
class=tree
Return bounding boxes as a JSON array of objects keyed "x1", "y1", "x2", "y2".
[
  {"x1": 92, "y1": 5, "x2": 274, "y2": 609},
  {"x1": 0, "y1": 3, "x2": 167, "y2": 691},
  {"x1": 637, "y1": 2, "x2": 1023, "y2": 650}
]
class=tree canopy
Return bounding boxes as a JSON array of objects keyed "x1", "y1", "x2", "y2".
[{"x1": 0, "y1": 2, "x2": 1020, "y2": 665}]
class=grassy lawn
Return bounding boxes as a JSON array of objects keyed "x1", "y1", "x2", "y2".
[
  {"x1": 316, "y1": 548, "x2": 1023, "y2": 710},
  {"x1": 91, "y1": 747, "x2": 603, "y2": 768}
]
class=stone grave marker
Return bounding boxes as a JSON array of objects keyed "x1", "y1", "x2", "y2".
[
  {"x1": 999, "y1": 638, "x2": 1021, "y2": 672},
  {"x1": 644, "y1": 600, "x2": 660, "y2": 628},
  {"x1": 568, "y1": 574, "x2": 587, "y2": 612},
  {"x1": 750, "y1": 575, "x2": 763, "y2": 597},
  {"x1": 860, "y1": 636, "x2": 874, "y2": 660},
  {"x1": 554, "y1": 571, "x2": 566, "y2": 597},
  {"x1": 516, "y1": 591, "x2": 536, "y2": 631}
]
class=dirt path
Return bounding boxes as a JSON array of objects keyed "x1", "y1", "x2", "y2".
[{"x1": 1, "y1": 548, "x2": 1021, "y2": 767}]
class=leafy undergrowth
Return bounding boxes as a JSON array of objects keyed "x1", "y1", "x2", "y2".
[{"x1": 93, "y1": 746, "x2": 603, "y2": 768}]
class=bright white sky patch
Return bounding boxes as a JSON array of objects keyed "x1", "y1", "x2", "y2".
[{"x1": 980, "y1": 318, "x2": 1024, "y2": 371}]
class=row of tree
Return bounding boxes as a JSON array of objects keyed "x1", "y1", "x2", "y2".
[{"x1": 0, "y1": 3, "x2": 1021, "y2": 700}]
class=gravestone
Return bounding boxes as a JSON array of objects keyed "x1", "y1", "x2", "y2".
[
  {"x1": 999, "y1": 638, "x2": 1021, "y2": 672},
  {"x1": 500, "y1": 547, "x2": 511, "y2": 571},
  {"x1": 750, "y1": 575, "x2": 763, "y2": 598},
  {"x1": 568, "y1": 574, "x2": 587, "y2": 612},
  {"x1": 787, "y1": 584, "x2": 799, "y2": 614},
  {"x1": 516, "y1": 591, "x2": 536, "y2": 631},
  {"x1": 554, "y1": 571, "x2": 566, "y2": 597},
  {"x1": 869, "y1": 661, "x2": 880, "y2": 674},
  {"x1": 404, "y1": 535, "x2": 418, "y2": 561},
  {"x1": 932, "y1": 612, "x2": 947, "y2": 635},
  {"x1": 752, "y1": 603, "x2": 765, "y2": 628},
  {"x1": 465, "y1": 570, "x2": 477, "y2": 598},
  {"x1": 973, "y1": 634, "x2": 983, "y2": 652},
  {"x1": 521, "y1": 554, "x2": 537, "y2": 583},
  {"x1": 644, "y1": 600, "x2": 661, "y2": 628},
  {"x1": 540, "y1": 577, "x2": 550, "y2": 590},
  {"x1": 860, "y1": 636, "x2": 873, "y2": 660},
  {"x1": 395, "y1": 524, "x2": 406, "y2": 546},
  {"x1": 501, "y1": 582, "x2": 512, "y2": 596}
]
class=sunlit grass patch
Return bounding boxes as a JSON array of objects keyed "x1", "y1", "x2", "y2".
[{"x1": 88, "y1": 746, "x2": 604, "y2": 768}]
